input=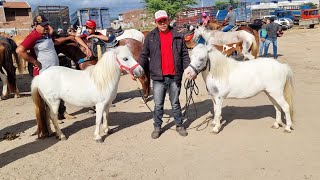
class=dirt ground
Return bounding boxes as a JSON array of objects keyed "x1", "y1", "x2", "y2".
[{"x1": 1, "y1": 27, "x2": 320, "y2": 180}]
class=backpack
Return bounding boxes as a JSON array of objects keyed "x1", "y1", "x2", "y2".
[{"x1": 260, "y1": 29, "x2": 268, "y2": 38}]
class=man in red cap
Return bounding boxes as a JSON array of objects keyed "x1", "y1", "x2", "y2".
[
  {"x1": 75, "y1": 19, "x2": 109, "y2": 60},
  {"x1": 139, "y1": 10, "x2": 190, "y2": 139},
  {"x1": 16, "y1": 15, "x2": 76, "y2": 120}
]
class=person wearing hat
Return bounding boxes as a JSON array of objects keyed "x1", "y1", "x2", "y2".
[
  {"x1": 263, "y1": 17, "x2": 281, "y2": 59},
  {"x1": 139, "y1": 10, "x2": 190, "y2": 139},
  {"x1": 16, "y1": 15, "x2": 76, "y2": 120},
  {"x1": 200, "y1": 12, "x2": 211, "y2": 27},
  {"x1": 222, "y1": 5, "x2": 236, "y2": 32},
  {"x1": 74, "y1": 19, "x2": 110, "y2": 59},
  {"x1": 259, "y1": 18, "x2": 268, "y2": 56}
]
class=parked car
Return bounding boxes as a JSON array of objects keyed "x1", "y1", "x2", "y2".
[{"x1": 278, "y1": 18, "x2": 294, "y2": 28}]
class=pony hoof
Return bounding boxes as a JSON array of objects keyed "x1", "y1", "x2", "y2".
[
  {"x1": 284, "y1": 129, "x2": 292, "y2": 133},
  {"x1": 211, "y1": 129, "x2": 219, "y2": 134},
  {"x1": 59, "y1": 136, "x2": 67, "y2": 140},
  {"x1": 14, "y1": 94, "x2": 20, "y2": 98},
  {"x1": 271, "y1": 124, "x2": 280, "y2": 129},
  {"x1": 95, "y1": 139, "x2": 103, "y2": 143},
  {"x1": 104, "y1": 128, "x2": 110, "y2": 134}
]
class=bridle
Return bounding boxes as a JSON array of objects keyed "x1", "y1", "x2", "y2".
[
  {"x1": 116, "y1": 58, "x2": 140, "y2": 80},
  {"x1": 187, "y1": 58, "x2": 211, "y2": 75}
]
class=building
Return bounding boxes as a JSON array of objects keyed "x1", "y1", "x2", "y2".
[
  {"x1": 32, "y1": 6, "x2": 70, "y2": 33},
  {"x1": 250, "y1": 0, "x2": 319, "y2": 19},
  {"x1": 0, "y1": 1, "x2": 32, "y2": 35},
  {"x1": 71, "y1": 7, "x2": 111, "y2": 29},
  {"x1": 117, "y1": 9, "x2": 154, "y2": 29}
]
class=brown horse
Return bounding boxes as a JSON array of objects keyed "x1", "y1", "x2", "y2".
[
  {"x1": 55, "y1": 37, "x2": 151, "y2": 100},
  {"x1": 0, "y1": 37, "x2": 24, "y2": 99}
]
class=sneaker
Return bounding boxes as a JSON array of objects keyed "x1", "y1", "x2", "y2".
[
  {"x1": 176, "y1": 126, "x2": 188, "y2": 137},
  {"x1": 151, "y1": 127, "x2": 161, "y2": 139}
]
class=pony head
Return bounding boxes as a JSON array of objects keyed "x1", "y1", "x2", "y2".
[
  {"x1": 192, "y1": 26, "x2": 206, "y2": 43},
  {"x1": 184, "y1": 44, "x2": 212, "y2": 78},
  {"x1": 113, "y1": 45, "x2": 144, "y2": 79}
]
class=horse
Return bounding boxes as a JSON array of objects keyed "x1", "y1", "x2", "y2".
[
  {"x1": 31, "y1": 45, "x2": 144, "y2": 142},
  {"x1": 0, "y1": 37, "x2": 24, "y2": 99},
  {"x1": 208, "y1": 22, "x2": 260, "y2": 53},
  {"x1": 184, "y1": 44, "x2": 294, "y2": 133},
  {"x1": 115, "y1": 29, "x2": 145, "y2": 43},
  {"x1": 213, "y1": 42, "x2": 243, "y2": 57},
  {"x1": 192, "y1": 26, "x2": 258, "y2": 60},
  {"x1": 55, "y1": 37, "x2": 151, "y2": 100}
]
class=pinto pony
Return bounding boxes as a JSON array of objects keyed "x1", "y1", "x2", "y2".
[
  {"x1": 185, "y1": 44, "x2": 294, "y2": 133},
  {"x1": 193, "y1": 26, "x2": 258, "y2": 60},
  {"x1": 31, "y1": 46, "x2": 144, "y2": 142}
]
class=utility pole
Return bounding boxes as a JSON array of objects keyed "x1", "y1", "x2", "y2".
[{"x1": 201, "y1": 0, "x2": 203, "y2": 7}]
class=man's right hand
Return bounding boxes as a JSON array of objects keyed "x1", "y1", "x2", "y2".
[
  {"x1": 85, "y1": 47, "x2": 92, "y2": 57},
  {"x1": 33, "y1": 60, "x2": 42, "y2": 70}
]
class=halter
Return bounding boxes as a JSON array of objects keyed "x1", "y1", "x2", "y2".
[
  {"x1": 116, "y1": 58, "x2": 140, "y2": 80},
  {"x1": 188, "y1": 58, "x2": 211, "y2": 75}
]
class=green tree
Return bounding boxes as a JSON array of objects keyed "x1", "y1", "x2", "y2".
[
  {"x1": 215, "y1": 0, "x2": 238, "y2": 10},
  {"x1": 142, "y1": 0, "x2": 198, "y2": 19}
]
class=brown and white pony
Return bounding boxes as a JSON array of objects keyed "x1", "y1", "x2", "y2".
[{"x1": 0, "y1": 37, "x2": 24, "y2": 99}]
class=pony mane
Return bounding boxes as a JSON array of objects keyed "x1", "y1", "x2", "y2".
[
  {"x1": 87, "y1": 49, "x2": 120, "y2": 92},
  {"x1": 207, "y1": 46, "x2": 238, "y2": 81}
]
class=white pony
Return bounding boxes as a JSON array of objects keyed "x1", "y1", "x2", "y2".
[
  {"x1": 31, "y1": 46, "x2": 144, "y2": 142},
  {"x1": 116, "y1": 29, "x2": 145, "y2": 43},
  {"x1": 184, "y1": 44, "x2": 294, "y2": 133},
  {"x1": 192, "y1": 26, "x2": 258, "y2": 60}
]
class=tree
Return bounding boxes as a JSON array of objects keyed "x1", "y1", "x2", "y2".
[
  {"x1": 142, "y1": 0, "x2": 198, "y2": 19},
  {"x1": 215, "y1": 0, "x2": 238, "y2": 10}
]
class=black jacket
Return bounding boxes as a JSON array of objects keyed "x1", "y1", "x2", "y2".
[{"x1": 139, "y1": 27, "x2": 190, "y2": 84}]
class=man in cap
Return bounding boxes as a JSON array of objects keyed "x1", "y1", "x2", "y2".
[
  {"x1": 139, "y1": 10, "x2": 190, "y2": 139},
  {"x1": 16, "y1": 15, "x2": 76, "y2": 120},
  {"x1": 222, "y1": 5, "x2": 236, "y2": 32},
  {"x1": 264, "y1": 17, "x2": 281, "y2": 59}
]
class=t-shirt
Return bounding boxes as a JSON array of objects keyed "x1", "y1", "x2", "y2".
[
  {"x1": 225, "y1": 11, "x2": 236, "y2": 26},
  {"x1": 159, "y1": 31, "x2": 175, "y2": 76},
  {"x1": 265, "y1": 22, "x2": 280, "y2": 39},
  {"x1": 21, "y1": 30, "x2": 59, "y2": 73},
  {"x1": 202, "y1": 16, "x2": 210, "y2": 25}
]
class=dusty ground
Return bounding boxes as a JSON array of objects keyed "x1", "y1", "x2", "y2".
[{"x1": 1, "y1": 27, "x2": 320, "y2": 180}]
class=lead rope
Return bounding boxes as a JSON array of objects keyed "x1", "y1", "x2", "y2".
[{"x1": 182, "y1": 79, "x2": 210, "y2": 131}]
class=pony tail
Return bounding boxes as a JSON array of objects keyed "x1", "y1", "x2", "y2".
[
  {"x1": 31, "y1": 77, "x2": 49, "y2": 138},
  {"x1": 251, "y1": 30, "x2": 259, "y2": 59},
  {"x1": 284, "y1": 66, "x2": 294, "y2": 122}
]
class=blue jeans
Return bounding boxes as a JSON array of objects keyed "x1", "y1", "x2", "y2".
[
  {"x1": 259, "y1": 39, "x2": 267, "y2": 56},
  {"x1": 264, "y1": 38, "x2": 278, "y2": 58},
  {"x1": 153, "y1": 76, "x2": 183, "y2": 128},
  {"x1": 222, "y1": 25, "x2": 234, "y2": 32}
]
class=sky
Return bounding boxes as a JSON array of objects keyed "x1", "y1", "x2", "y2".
[{"x1": 9, "y1": 0, "x2": 215, "y2": 17}]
